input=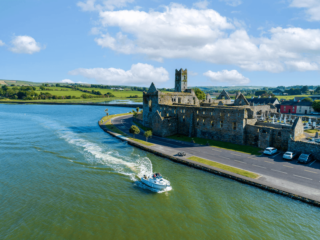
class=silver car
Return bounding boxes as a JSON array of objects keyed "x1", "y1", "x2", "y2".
[{"x1": 283, "y1": 151, "x2": 298, "y2": 160}]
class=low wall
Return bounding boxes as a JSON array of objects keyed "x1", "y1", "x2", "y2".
[{"x1": 288, "y1": 140, "x2": 320, "y2": 161}]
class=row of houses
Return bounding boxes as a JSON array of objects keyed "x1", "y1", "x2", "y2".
[{"x1": 245, "y1": 97, "x2": 316, "y2": 115}]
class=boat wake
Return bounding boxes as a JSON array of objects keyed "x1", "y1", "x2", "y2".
[
  {"x1": 33, "y1": 116, "x2": 172, "y2": 192},
  {"x1": 34, "y1": 117, "x2": 153, "y2": 181}
]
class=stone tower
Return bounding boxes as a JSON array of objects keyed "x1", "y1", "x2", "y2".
[{"x1": 175, "y1": 68, "x2": 188, "y2": 92}]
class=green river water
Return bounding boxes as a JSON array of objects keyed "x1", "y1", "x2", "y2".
[{"x1": 0, "y1": 104, "x2": 319, "y2": 240}]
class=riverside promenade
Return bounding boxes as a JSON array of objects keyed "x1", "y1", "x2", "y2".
[{"x1": 99, "y1": 114, "x2": 320, "y2": 207}]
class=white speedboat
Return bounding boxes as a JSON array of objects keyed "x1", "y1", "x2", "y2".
[{"x1": 141, "y1": 173, "x2": 170, "y2": 190}]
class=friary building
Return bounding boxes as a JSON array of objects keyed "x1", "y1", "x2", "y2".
[{"x1": 142, "y1": 69, "x2": 304, "y2": 150}]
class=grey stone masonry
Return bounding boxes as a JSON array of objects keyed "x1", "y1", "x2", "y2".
[{"x1": 142, "y1": 69, "x2": 304, "y2": 150}]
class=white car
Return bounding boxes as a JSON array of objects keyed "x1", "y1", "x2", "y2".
[
  {"x1": 282, "y1": 151, "x2": 297, "y2": 160},
  {"x1": 263, "y1": 147, "x2": 277, "y2": 155}
]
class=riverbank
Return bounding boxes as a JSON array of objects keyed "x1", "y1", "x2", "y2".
[
  {"x1": 0, "y1": 100, "x2": 143, "y2": 108},
  {"x1": 99, "y1": 114, "x2": 320, "y2": 207}
]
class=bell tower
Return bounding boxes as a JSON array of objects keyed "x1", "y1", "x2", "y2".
[{"x1": 175, "y1": 68, "x2": 187, "y2": 92}]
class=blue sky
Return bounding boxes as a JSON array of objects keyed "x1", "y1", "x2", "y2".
[{"x1": 0, "y1": 0, "x2": 320, "y2": 88}]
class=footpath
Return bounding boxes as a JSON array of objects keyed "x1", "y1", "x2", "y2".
[{"x1": 99, "y1": 114, "x2": 320, "y2": 207}]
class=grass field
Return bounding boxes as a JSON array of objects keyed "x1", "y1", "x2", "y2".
[
  {"x1": 78, "y1": 87, "x2": 143, "y2": 98},
  {"x1": 168, "y1": 134, "x2": 262, "y2": 155},
  {"x1": 188, "y1": 156, "x2": 259, "y2": 179}
]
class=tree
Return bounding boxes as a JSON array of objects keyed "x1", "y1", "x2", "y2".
[
  {"x1": 194, "y1": 88, "x2": 206, "y2": 100},
  {"x1": 129, "y1": 125, "x2": 140, "y2": 138},
  {"x1": 1, "y1": 85, "x2": 8, "y2": 91},
  {"x1": 56, "y1": 83, "x2": 60, "y2": 87},
  {"x1": 40, "y1": 86, "x2": 45, "y2": 90},
  {"x1": 136, "y1": 107, "x2": 140, "y2": 112},
  {"x1": 302, "y1": 97, "x2": 312, "y2": 102},
  {"x1": 144, "y1": 130, "x2": 152, "y2": 142},
  {"x1": 312, "y1": 101, "x2": 320, "y2": 112},
  {"x1": 301, "y1": 86, "x2": 309, "y2": 93}
]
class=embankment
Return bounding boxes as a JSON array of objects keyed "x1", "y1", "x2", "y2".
[{"x1": 99, "y1": 115, "x2": 320, "y2": 207}]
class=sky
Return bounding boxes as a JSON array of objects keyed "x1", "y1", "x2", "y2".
[{"x1": 0, "y1": 0, "x2": 320, "y2": 88}]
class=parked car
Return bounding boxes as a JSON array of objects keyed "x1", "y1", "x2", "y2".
[
  {"x1": 282, "y1": 151, "x2": 298, "y2": 160},
  {"x1": 263, "y1": 147, "x2": 278, "y2": 155},
  {"x1": 297, "y1": 154, "x2": 313, "y2": 164},
  {"x1": 177, "y1": 151, "x2": 186, "y2": 156}
]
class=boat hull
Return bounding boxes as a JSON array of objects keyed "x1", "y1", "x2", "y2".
[{"x1": 141, "y1": 178, "x2": 170, "y2": 190}]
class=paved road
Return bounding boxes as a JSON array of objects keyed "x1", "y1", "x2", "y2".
[{"x1": 113, "y1": 115, "x2": 320, "y2": 190}]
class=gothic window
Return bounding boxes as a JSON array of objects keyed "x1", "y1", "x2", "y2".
[
  {"x1": 203, "y1": 119, "x2": 205, "y2": 125},
  {"x1": 233, "y1": 122, "x2": 237, "y2": 130},
  {"x1": 197, "y1": 118, "x2": 199, "y2": 126},
  {"x1": 278, "y1": 132, "x2": 281, "y2": 137},
  {"x1": 148, "y1": 100, "x2": 152, "y2": 111},
  {"x1": 183, "y1": 116, "x2": 185, "y2": 122},
  {"x1": 203, "y1": 111, "x2": 205, "y2": 114},
  {"x1": 211, "y1": 121, "x2": 214, "y2": 127},
  {"x1": 178, "y1": 98, "x2": 181, "y2": 104},
  {"x1": 220, "y1": 121, "x2": 223, "y2": 128}
]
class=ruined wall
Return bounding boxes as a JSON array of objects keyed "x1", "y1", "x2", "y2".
[
  {"x1": 288, "y1": 140, "x2": 320, "y2": 161},
  {"x1": 143, "y1": 91, "x2": 160, "y2": 127},
  {"x1": 245, "y1": 124, "x2": 292, "y2": 150}
]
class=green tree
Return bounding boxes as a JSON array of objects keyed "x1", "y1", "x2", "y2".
[
  {"x1": 301, "y1": 86, "x2": 309, "y2": 93},
  {"x1": 194, "y1": 88, "x2": 206, "y2": 100},
  {"x1": 40, "y1": 86, "x2": 45, "y2": 90},
  {"x1": 312, "y1": 101, "x2": 320, "y2": 112},
  {"x1": 1, "y1": 85, "x2": 8, "y2": 91},
  {"x1": 56, "y1": 83, "x2": 60, "y2": 87},
  {"x1": 136, "y1": 107, "x2": 140, "y2": 112},
  {"x1": 129, "y1": 125, "x2": 140, "y2": 138},
  {"x1": 302, "y1": 97, "x2": 312, "y2": 102},
  {"x1": 144, "y1": 130, "x2": 152, "y2": 142}
]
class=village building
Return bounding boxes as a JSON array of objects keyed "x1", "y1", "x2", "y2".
[
  {"x1": 280, "y1": 101, "x2": 314, "y2": 115},
  {"x1": 142, "y1": 69, "x2": 304, "y2": 150}
]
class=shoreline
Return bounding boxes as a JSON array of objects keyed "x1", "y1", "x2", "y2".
[
  {"x1": 0, "y1": 101, "x2": 143, "y2": 108},
  {"x1": 99, "y1": 114, "x2": 320, "y2": 207}
]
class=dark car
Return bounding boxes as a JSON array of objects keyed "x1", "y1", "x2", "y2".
[
  {"x1": 178, "y1": 151, "x2": 186, "y2": 156},
  {"x1": 297, "y1": 154, "x2": 313, "y2": 164}
]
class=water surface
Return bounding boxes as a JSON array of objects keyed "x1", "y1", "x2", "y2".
[{"x1": 0, "y1": 104, "x2": 319, "y2": 240}]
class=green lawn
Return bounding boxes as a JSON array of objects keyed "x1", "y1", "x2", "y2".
[
  {"x1": 168, "y1": 134, "x2": 261, "y2": 155},
  {"x1": 305, "y1": 129, "x2": 319, "y2": 134},
  {"x1": 78, "y1": 87, "x2": 143, "y2": 98},
  {"x1": 133, "y1": 119, "x2": 152, "y2": 132},
  {"x1": 100, "y1": 113, "x2": 154, "y2": 146},
  {"x1": 188, "y1": 156, "x2": 259, "y2": 179}
]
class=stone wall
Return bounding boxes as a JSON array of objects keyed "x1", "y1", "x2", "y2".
[{"x1": 288, "y1": 140, "x2": 320, "y2": 161}]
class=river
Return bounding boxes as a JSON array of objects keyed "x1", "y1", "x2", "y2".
[{"x1": 0, "y1": 104, "x2": 319, "y2": 240}]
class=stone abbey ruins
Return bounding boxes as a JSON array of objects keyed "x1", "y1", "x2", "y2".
[{"x1": 142, "y1": 69, "x2": 304, "y2": 150}]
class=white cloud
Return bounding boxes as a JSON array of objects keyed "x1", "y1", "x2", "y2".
[
  {"x1": 220, "y1": 0, "x2": 242, "y2": 7},
  {"x1": 77, "y1": 0, "x2": 134, "y2": 11},
  {"x1": 204, "y1": 70, "x2": 250, "y2": 85},
  {"x1": 290, "y1": 0, "x2": 320, "y2": 21},
  {"x1": 285, "y1": 61, "x2": 319, "y2": 71},
  {"x1": 193, "y1": 0, "x2": 210, "y2": 9},
  {"x1": 61, "y1": 79, "x2": 74, "y2": 83},
  {"x1": 0, "y1": 40, "x2": 5, "y2": 46},
  {"x1": 89, "y1": 4, "x2": 320, "y2": 72},
  {"x1": 10, "y1": 36, "x2": 43, "y2": 54},
  {"x1": 69, "y1": 63, "x2": 169, "y2": 85}
]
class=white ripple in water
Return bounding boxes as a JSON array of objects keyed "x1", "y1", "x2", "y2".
[{"x1": 36, "y1": 117, "x2": 154, "y2": 181}]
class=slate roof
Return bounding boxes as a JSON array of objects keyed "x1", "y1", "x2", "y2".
[
  {"x1": 247, "y1": 98, "x2": 279, "y2": 105},
  {"x1": 280, "y1": 101, "x2": 313, "y2": 106}
]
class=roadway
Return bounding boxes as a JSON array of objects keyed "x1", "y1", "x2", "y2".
[{"x1": 112, "y1": 115, "x2": 320, "y2": 191}]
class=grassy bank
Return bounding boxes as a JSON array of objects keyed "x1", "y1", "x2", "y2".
[
  {"x1": 168, "y1": 134, "x2": 261, "y2": 155},
  {"x1": 0, "y1": 97, "x2": 143, "y2": 104},
  {"x1": 100, "y1": 113, "x2": 154, "y2": 146},
  {"x1": 188, "y1": 156, "x2": 259, "y2": 179}
]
